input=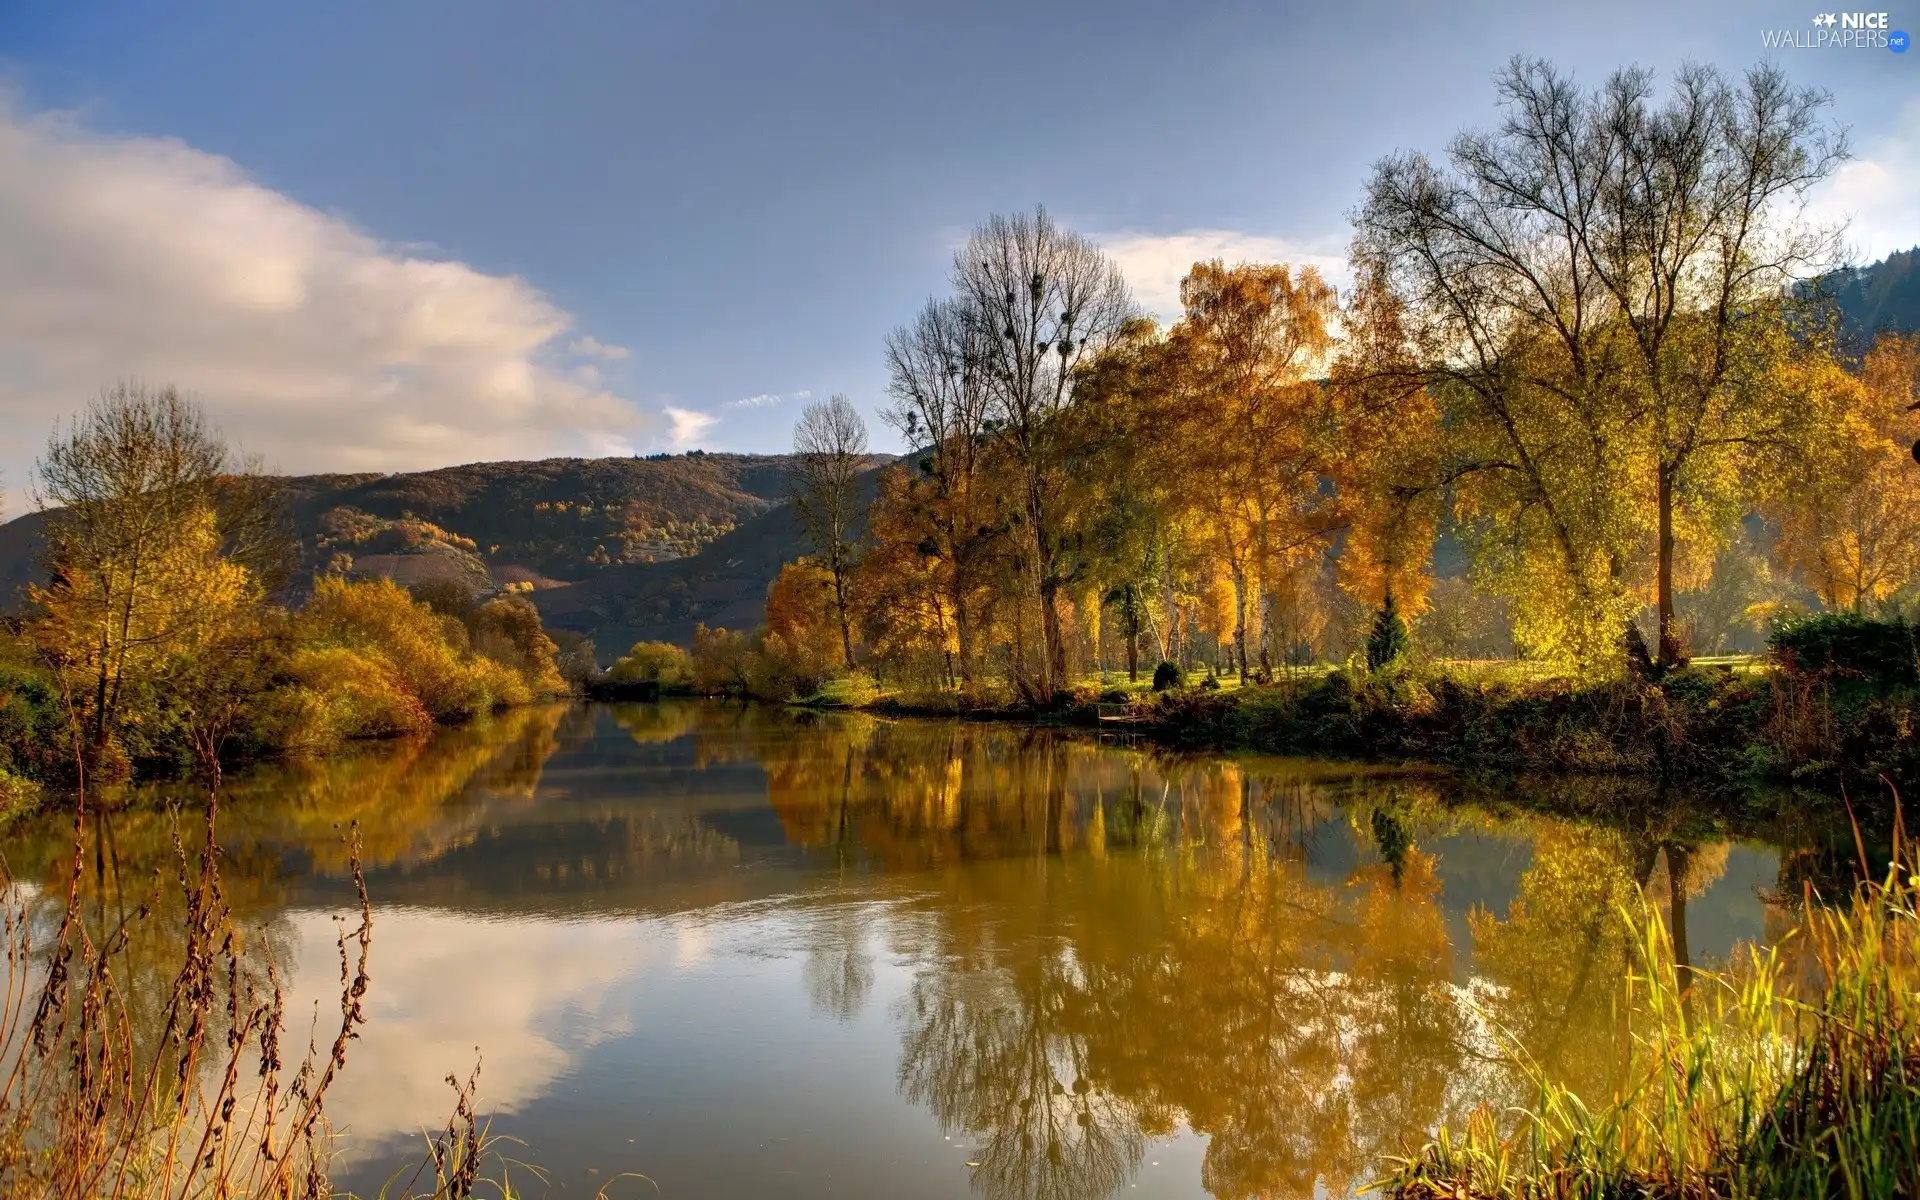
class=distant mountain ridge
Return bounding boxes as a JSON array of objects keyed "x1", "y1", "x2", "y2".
[
  {"x1": 0, "y1": 451, "x2": 889, "y2": 659},
  {"x1": 1813, "y1": 247, "x2": 1920, "y2": 341}
]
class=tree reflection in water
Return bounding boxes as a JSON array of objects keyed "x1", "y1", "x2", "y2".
[
  {"x1": 760, "y1": 716, "x2": 1781, "y2": 1200},
  {"x1": 1, "y1": 702, "x2": 1807, "y2": 1200}
]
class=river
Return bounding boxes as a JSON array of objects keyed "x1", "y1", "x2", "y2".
[{"x1": 1, "y1": 701, "x2": 1842, "y2": 1199}]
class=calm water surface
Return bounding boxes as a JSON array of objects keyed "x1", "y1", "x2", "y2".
[{"x1": 11, "y1": 702, "x2": 1824, "y2": 1199}]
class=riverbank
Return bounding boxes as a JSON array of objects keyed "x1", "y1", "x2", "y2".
[
  {"x1": 798, "y1": 659, "x2": 1920, "y2": 816},
  {"x1": 1385, "y1": 858, "x2": 1920, "y2": 1200}
]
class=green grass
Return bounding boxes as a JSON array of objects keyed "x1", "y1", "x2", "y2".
[{"x1": 1384, "y1": 855, "x2": 1920, "y2": 1200}]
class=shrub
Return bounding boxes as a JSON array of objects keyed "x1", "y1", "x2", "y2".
[
  {"x1": 749, "y1": 631, "x2": 831, "y2": 701},
  {"x1": 1151, "y1": 660, "x2": 1184, "y2": 691},
  {"x1": 609, "y1": 640, "x2": 694, "y2": 686},
  {"x1": 467, "y1": 595, "x2": 566, "y2": 696},
  {"x1": 278, "y1": 646, "x2": 433, "y2": 745},
  {"x1": 0, "y1": 662, "x2": 64, "y2": 781},
  {"x1": 1366, "y1": 589, "x2": 1410, "y2": 672},
  {"x1": 290, "y1": 576, "x2": 559, "y2": 729},
  {"x1": 297, "y1": 576, "x2": 486, "y2": 719},
  {"x1": 1770, "y1": 611, "x2": 1918, "y2": 688},
  {"x1": 0, "y1": 764, "x2": 40, "y2": 822},
  {"x1": 691, "y1": 624, "x2": 755, "y2": 695},
  {"x1": 825, "y1": 670, "x2": 879, "y2": 707}
]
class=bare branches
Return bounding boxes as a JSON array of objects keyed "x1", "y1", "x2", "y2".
[
  {"x1": 791, "y1": 395, "x2": 871, "y2": 668},
  {"x1": 950, "y1": 207, "x2": 1136, "y2": 697},
  {"x1": 1353, "y1": 58, "x2": 1848, "y2": 670}
]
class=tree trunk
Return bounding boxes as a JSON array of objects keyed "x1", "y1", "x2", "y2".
[
  {"x1": 1028, "y1": 479, "x2": 1067, "y2": 700},
  {"x1": 1160, "y1": 545, "x2": 1178, "y2": 664},
  {"x1": 1656, "y1": 466, "x2": 1684, "y2": 669},
  {"x1": 1143, "y1": 602, "x2": 1166, "y2": 668},
  {"x1": 1040, "y1": 580, "x2": 1067, "y2": 697},
  {"x1": 1126, "y1": 604, "x2": 1139, "y2": 683},
  {"x1": 1230, "y1": 561, "x2": 1249, "y2": 683},
  {"x1": 1666, "y1": 843, "x2": 1694, "y2": 997},
  {"x1": 832, "y1": 560, "x2": 855, "y2": 669},
  {"x1": 1257, "y1": 589, "x2": 1273, "y2": 682},
  {"x1": 932, "y1": 595, "x2": 955, "y2": 689},
  {"x1": 951, "y1": 589, "x2": 975, "y2": 687}
]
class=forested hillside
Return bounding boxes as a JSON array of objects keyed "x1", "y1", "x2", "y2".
[
  {"x1": 1818, "y1": 246, "x2": 1920, "y2": 340},
  {"x1": 282, "y1": 452, "x2": 799, "y2": 578},
  {"x1": 0, "y1": 451, "x2": 890, "y2": 660}
]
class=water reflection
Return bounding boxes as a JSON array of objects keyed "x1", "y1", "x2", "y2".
[{"x1": 3, "y1": 702, "x2": 1832, "y2": 1199}]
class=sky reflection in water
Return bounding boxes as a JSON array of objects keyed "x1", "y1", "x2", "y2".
[{"x1": 12, "y1": 702, "x2": 1806, "y2": 1199}]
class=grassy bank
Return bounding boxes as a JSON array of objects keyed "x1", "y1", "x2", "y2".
[
  {"x1": 1384, "y1": 856, "x2": 1920, "y2": 1200},
  {"x1": 1127, "y1": 660, "x2": 1917, "y2": 792},
  {"x1": 777, "y1": 657, "x2": 1911, "y2": 808},
  {"x1": 607, "y1": 614, "x2": 1920, "y2": 803}
]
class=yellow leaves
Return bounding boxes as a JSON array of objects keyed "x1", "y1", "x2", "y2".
[
  {"x1": 32, "y1": 503, "x2": 262, "y2": 731},
  {"x1": 293, "y1": 576, "x2": 532, "y2": 726},
  {"x1": 765, "y1": 559, "x2": 841, "y2": 658},
  {"x1": 1764, "y1": 336, "x2": 1920, "y2": 611}
]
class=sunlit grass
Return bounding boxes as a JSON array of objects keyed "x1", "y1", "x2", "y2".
[{"x1": 1383, "y1": 846, "x2": 1920, "y2": 1200}]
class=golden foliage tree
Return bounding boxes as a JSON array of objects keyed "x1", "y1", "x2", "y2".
[
  {"x1": 29, "y1": 384, "x2": 281, "y2": 771},
  {"x1": 880, "y1": 296, "x2": 1007, "y2": 685},
  {"x1": 1353, "y1": 60, "x2": 1844, "y2": 670},
  {"x1": 1766, "y1": 334, "x2": 1920, "y2": 610}
]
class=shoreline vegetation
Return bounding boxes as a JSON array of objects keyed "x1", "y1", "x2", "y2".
[
  {"x1": 0, "y1": 385, "x2": 574, "y2": 827},
  {"x1": 1387, "y1": 847, "x2": 1920, "y2": 1200},
  {"x1": 604, "y1": 608, "x2": 1920, "y2": 818}
]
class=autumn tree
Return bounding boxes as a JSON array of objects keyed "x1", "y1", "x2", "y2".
[
  {"x1": 761, "y1": 558, "x2": 846, "y2": 697},
  {"x1": 1329, "y1": 261, "x2": 1446, "y2": 624},
  {"x1": 791, "y1": 394, "x2": 870, "y2": 667},
  {"x1": 954, "y1": 207, "x2": 1135, "y2": 699},
  {"x1": 1354, "y1": 59, "x2": 1845, "y2": 670},
  {"x1": 881, "y1": 296, "x2": 1005, "y2": 684},
  {"x1": 1165, "y1": 261, "x2": 1340, "y2": 680},
  {"x1": 30, "y1": 384, "x2": 282, "y2": 769},
  {"x1": 1766, "y1": 334, "x2": 1920, "y2": 610}
]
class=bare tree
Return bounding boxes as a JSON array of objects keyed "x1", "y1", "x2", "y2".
[
  {"x1": 791, "y1": 394, "x2": 871, "y2": 667},
  {"x1": 1354, "y1": 59, "x2": 1845, "y2": 670},
  {"x1": 883, "y1": 296, "x2": 999, "y2": 685},
  {"x1": 954, "y1": 207, "x2": 1134, "y2": 698}
]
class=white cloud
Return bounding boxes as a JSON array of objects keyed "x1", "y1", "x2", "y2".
[
  {"x1": 568, "y1": 335, "x2": 631, "y2": 360},
  {"x1": 661, "y1": 404, "x2": 718, "y2": 448},
  {"x1": 726, "y1": 388, "x2": 810, "y2": 409},
  {"x1": 275, "y1": 908, "x2": 675, "y2": 1157},
  {"x1": 0, "y1": 100, "x2": 653, "y2": 501},
  {"x1": 1099, "y1": 229, "x2": 1351, "y2": 324},
  {"x1": 1810, "y1": 101, "x2": 1920, "y2": 266}
]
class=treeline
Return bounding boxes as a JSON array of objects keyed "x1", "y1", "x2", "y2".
[
  {"x1": 0, "y1": 385, "x2": 570, "y2": 808},
  {"x1": 698, "y1": 60, "x2": 1920, "y2": 706}
]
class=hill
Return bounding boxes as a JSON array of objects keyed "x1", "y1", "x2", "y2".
[
  {"x1": 0, "y1": 451, "x2": 888, "y2": 662},
  {"x1": 1813, "y1": 246, "x2": 1920, "y2": 342},
  {"x1": 281, "y1": 452, "x2": 802, "y2": 577},
  {"x1": 527, "y1": 463, "x2": 888, "y2": 653}
]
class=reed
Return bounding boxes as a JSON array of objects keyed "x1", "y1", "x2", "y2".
[
  {"x1": 1384, "y1": 822, "x2": 1920, "y2": 1200},
  {"x1": 0, "y1": 787, "x2": 520, "y2": 1199}
]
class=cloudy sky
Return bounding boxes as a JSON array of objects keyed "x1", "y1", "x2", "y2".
[{"x1": 2, "y1": 0, "x2": 1918, "y2": 492}]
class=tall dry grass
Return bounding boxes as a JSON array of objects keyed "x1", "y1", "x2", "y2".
[{"x1": 0, "y1": 787, "x2": 507, "y2": 1199}]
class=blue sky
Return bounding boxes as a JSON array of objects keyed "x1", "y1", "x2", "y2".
[{"x1": 1, "y1": 0, "x2": 1917, "y2": 486}]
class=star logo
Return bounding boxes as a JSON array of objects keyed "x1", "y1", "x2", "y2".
[{"x1": 1813, "y1": 12, "x2": 1837, "y2": 25}]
